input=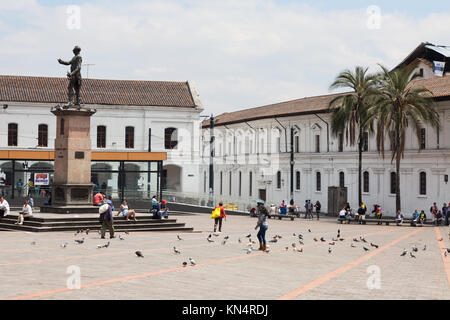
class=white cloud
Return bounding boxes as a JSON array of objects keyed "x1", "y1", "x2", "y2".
[{"x1": 0, "y1": 0, "x2": 449, "y2": 115}]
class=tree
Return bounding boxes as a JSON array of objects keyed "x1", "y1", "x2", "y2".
[
  {"x1": 329, "y1": 66, "x2": 377, "y2": 206},
  {"x1": 371, "y1": 65, "x2": 440, "y2": 212}
]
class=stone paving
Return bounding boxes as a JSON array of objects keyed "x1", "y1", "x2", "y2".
[{"x1": 0, "y1": 212, "x2": 449, "y2": 300}]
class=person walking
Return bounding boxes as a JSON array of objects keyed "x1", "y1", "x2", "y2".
[
  {"x1": 213, "y1": 202, "x2": 226, "y2": 233},
  {"x1": 314, "y1": 201, "x2": 321, "y2": 220},
  {"x1": 15, "y1": 200, "x2": 33, "y2": 225},
  {"x1": 357, "y1": 203, "x2": 366, "y2": 224},
  {"x1": 255, "y1": 202, "x2": 269, "y2": 251},
  {"x1": 442, "y1": 203, "x2": 448, "y2": 226},
  {"x1": 16, "y1": 179, "x2": 23, "y2": 198},
  {"x1": 99, "y1": 198, "x2": 115, "y2": 239}
]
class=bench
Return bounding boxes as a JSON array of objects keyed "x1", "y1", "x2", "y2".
[
  {"x1": 338, "y1": 217, "x2": 432, "y2": 226},
  {"x1": 268, "y1": 214, "x2": 298, "y2": 221}
]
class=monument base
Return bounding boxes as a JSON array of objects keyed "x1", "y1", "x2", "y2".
[
  {"x1": 40, "y1": 205, "x2": 100, "y2": 214},
  {"x1": 52, "y1": 183, "x2": 94, "y2": 206}
]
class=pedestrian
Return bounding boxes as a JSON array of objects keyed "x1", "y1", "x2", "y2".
[
  {"x1": 430, "y1": 202, "x2": 438, "y2": 220},
  {"x1": 115, "y1": 200, "x2": 137, "y2": 221},
  {"x1": 151, "y1": 195, "x2": 158, "y2": 214},
  {"x1": 27, "y1": 179, "x2": 34, "y2": 197},
  {"x1": 418, "y1": 210, "x2": 426, "y2": 227},
  {"x1": 395, "y1": 210, "x2": 404, "y2": 226},
  {"x1": 269, "y1": 203, "x2": 277, "y2": 216},
  {"x1": 304, "y1": 200, "x2": 313, "y2": 219},
  {"x1": 255, "y1": 202, "x2": 269, "y2": 250},
  {"x1": 411, "y1": 209, "x2": 420, "y2": 227},
  {"x1": 93, "y1": 191, "x2": 103, "y2": 206},
  {"x1": 374, "y1": 205, "x2": 382, "y2": 224},
  {"x1": 28, "y1": 195, "x2": 34, "y2": 207},
  {"x1": 357, "y1": 203, "x2": 366, "y2": 224},
  {"x1": 280, "y1": 200, "x2": 287, "y2": 215},
  {"x1": 314, "y1": 200, "x2": 321, "y2": 220},
  {"x1": 213, "y1": 201, "x2": 226, "y2": 233},
  {"x1": 442, "y1": 203, "x2": 448, "y2": 226},
  {"x1": 0, "y1": 196, "x2": 10, "y2": 218},
  {"x1": 15, "y1": 200, "x2": 33, "y2": 225},
  {"x1": 434, "y1": 210, "x2": 443, "y2": 226},
  {"x1": 16, "y1": 179, "x2": 23, "y2": 198},
  {"x1": 99, "y1": 198, "x2": 115, "y2": 239}
]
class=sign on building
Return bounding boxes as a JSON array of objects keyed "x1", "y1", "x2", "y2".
[
  {"x1": 433, "y1": 61, "x2": 445, "y2": 77},
  {"x1": 34, "y1": 173, "x2": 50, "y2": 186}
]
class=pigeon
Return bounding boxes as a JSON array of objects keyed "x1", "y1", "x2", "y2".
[
  {"x1": 224, "y1": 235, "x2": 229, "y2": 240},
  {"x1": 293, "y1": 233, "x2": 296, "y2": 237},
  {"x1": 308, "y1": 229, "x2": 311, "y2": 233},
  {"x1": 119, "y1": 235, "x2": 125, "y2": 240},
  {"x1": 31, "y1": 241, "x2": 36, "y2": 245},
  {"x1": 438, "y1": 238, "x2": 443, "y2": 241},
  {"x1": 98, "y1": 230, "x2": 101, "y2": 235},
  {"x1": 423, "y1": 245, "x2": 427, "y2": 251},
  {"x1": 208, "y1": 234, "x2": 212, "y2": 238},
  {"x1": 410, "y1": 252, "x2": 416, "y2": 258},
  {"x1": 353, "y1": 238, "x2": 359, "y2": 242},
  {"x1": 329, "y1": 242, "x2": 335, "y2": 246},
  {"x1": 103, "y1": 241, "x2": 110, "y2": 248},
  {"x1": 264, "y1": 248, "x2": 270, "y2": 253},
  {"x1": 213, "y1": 233, "x2": 220, "y2": 237},
  {"x1": 339, "y1": 238, "x2": 344, "y2": 241},
  {"x1": 446, "y1": 248, "x2": 450, "y2": 253},
  {"x1": 221, "y1": 240, "x2": 227, "y2": 245},
  {"x1": 412, "y1": 245, "x2": 418, "y2": 252},
  {"x1": 269, "y1": 238, "x2": 278, "y2": 243},
  {"x1": 85, "y1": 229, "x2": 90, "y2": 235},
  {"x1": 277, "y1": 235, "x2": 282, "y2": 239},
  {"x1": 247, "y1": 242, "x2": 253, "y2": 247},
  {"x1": 314, "y1": 238, "x2": 319, "y2": 242},
  {"x1": 189, "y1": 257, "x2": 196, "y2": 265},
  {"x1": 332, "y1": 238, "x2": 338, "y2": 242},
  {"x1": 97, "y1": 245, "x2": 102, "y2": 249},
  {"x1": 320, "y1": 237, "x2": 326, "y2": 242},
  {"x1": 360, "y1": 237, "x2": 367, "y2": 243},
  {"x1": 238, "y1": 238, "x2": 241, "y2": 243},
  {"x1": 135, "y1": 251, "x2": 144, "y2": 258},
  {"x1": 182, "y1": 261, "x2": 188, "y2": 267},
  {"x1": 292, "y1": 243, "x2": 297, "y2": 248},
  {"x1": 351, "y1": 243, "x2": 356, "y2": 248},
  {"x1": 177, "y1": 235, "x2": 183, "y2": 241},
  {"x1": 60, "y1": 242, "x2": 68, "y2": 248},
  {"x1": 328, "y1": 247, "x2": 332, "y2": 254},
  {"x1": 298, "y1": 234, "x2": 303, "y2": 239},
  {"x1": 363, "y1": 247, "x2": 369, "y2": 252},
  {"x1": 173, "y1": 247, "x2": 181, "y2": 254},
  {"x1": 124, "y1": 231, "x2": 130, "y2": 235},
  {"x1": 246, "y1": 234, "x2": 252, "y2": 238},
  {"x1": 445, "y1": 251, "x2": 448, "y2": 257},
  {"x1": 285, "y1": 247, "x2": 289, "y2": 251},
  {"x1": 74, "y1": 230, "x2": 80, "y2": 236},
  {"x1": 370, "y1": 243, "x2": 379, "y2": 248},
  {"x1": 251, "y1": 241, "x2": 256, "y2": 244},
  {"x1": 74, "y1": 238, "x2": 85, "y2": 244},
  {"x1": 296, "y1": 248, "x2": 303, "y2": 253},
  {"x1": 299, "y1": 240, "x2": 304, "y2": 245},
  {"x1": 246, "y1": 248, "x2": 252, "y2": 254},
  {"x1": 207, "y1": 238, "x2": 214, "y2": 243},
  {"x1": 400, "y1": 249, "x2": 407, "y2": 256}
]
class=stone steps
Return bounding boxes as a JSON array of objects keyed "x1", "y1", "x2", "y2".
[{"x1": 0, "y1": 215, "x2": 194, "y2": 233}]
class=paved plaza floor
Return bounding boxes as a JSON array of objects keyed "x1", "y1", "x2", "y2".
[{"x1": 0, "y1": 213, "x2": 449, "y2": 300}]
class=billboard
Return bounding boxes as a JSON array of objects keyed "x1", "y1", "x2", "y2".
[{"x1": 34, "y1": 173, "x2": 50, "y2": 186}]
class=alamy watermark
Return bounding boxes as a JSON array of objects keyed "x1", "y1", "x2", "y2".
[{"x1": 67, "y1": 5, "x2": 81, "y2": 30}]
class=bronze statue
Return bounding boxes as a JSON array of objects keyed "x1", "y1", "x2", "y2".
[{"x1": 58, "y1": 46, "x2": 82, "y2": 106}]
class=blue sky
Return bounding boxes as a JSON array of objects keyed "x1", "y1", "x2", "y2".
[{"x1": 1, "y1": 0, "x2": 449, "y2": 114}]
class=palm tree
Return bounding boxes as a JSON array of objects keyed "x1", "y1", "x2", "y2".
[
  {"x1": 329, "y1": 66, "x2": 378, "y2": 206},
  {"x1": 371, "y1": 65, "x2": 440, "y2": 212}
]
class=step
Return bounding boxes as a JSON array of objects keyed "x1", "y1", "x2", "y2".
[{"x1": 0, "y1": 218, "x2": 178, "y2": 228}]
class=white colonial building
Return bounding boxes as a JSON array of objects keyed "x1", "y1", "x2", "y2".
[
  {"x1": 0, "y1": 76, "x2": 203, "y2": 202},
  {"x1": 199, "y1": 43, "x2": 450, "y2": 216}
]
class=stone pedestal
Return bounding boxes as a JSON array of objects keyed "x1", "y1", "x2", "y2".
[{"x1": 42, "y1": 105, "x2": 98, "y2": 214}]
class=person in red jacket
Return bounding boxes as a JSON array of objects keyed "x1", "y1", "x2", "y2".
[{"x1": 214, "y1": 202, "x2": 226, "y2": 233}]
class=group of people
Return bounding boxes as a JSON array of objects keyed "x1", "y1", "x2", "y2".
[
  {"x1": 262, "y1": 199, "x2": 322, "y2": 220},
  {"x1": 0, "y1": 195, "x2": 35, "y2": 225}
]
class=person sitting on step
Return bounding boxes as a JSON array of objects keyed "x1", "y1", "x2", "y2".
[
  {"x1": 15, "y1": 200, "x2": 33, "y2": 225},
  {"x1": 115, "y1": 200, "x2": 137, "y2": 221}
]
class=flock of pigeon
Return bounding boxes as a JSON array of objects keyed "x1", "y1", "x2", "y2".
[{"x1": 26, "y1": 227, "x2": 450, "y2": 267}]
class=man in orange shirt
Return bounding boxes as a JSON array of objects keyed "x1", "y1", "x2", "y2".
[
  {"x1": 93, "y1": 192, "x2": 103, "y2": 206},
  {"x1": 213, "y1": 202, "x2": 226, "y2": 233}
]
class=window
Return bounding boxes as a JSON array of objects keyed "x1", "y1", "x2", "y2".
[
  {"x1": 97, "y1": 125, "x2": 106, "y2": 148},
  {"x1": 38, "y1": 124, "x2": 48, "y2": 147},
  {"x1": 419, "y1": 172, "x2": 426, "y2": 195},
  {"x1": 420, "y1": 128, "x2": 426, "y2": 150},
  {"x1": 362, "y1": 132, "x2": 369, "y2": 152},
  {"x1": 338, "y1": 133, "x2": 343, "y2": 152},
  {"x1": 125, "y1": 126, "x2": 134, "y2": 148},
  {"x1": 276, "y1": 171, "x2": 281, "y2": 189},
  {"x1": 363, "y1": 171, "x2": 369, "y2": 193},
  {"x1": 390, "y1": 172, "x2": 397, "y2": 194},
  {"x1": 316, "y1": 172, "x2": 321, "y2": 191},
  {"x1": 296, "y1": 171, "x2": 301, "y2": 190},
  {"x1": 60, "y1": 118, "x2": 64, "y2": 136},
  {"x1": 295, "y1": 136, "x2": 299, "y2": 153},
  {"x1": 315, "y1": 135, "x2": 320, "y2": 153},
  {"x1": 276, "y1": 137, "x2": 281, "y2": 153},
  {"x1": 249, "y1": 171, "x2": 253, "y2": 196},
  {"x1": 239, "y1": 171, "x2": 242, "y2": 197},
  {"x1": 165, "y1": 127, "x2": 178, "y2": 149},
  {"x1": 8, "y1": 123, "x2": 18, "y2": 146},
  {"x1": 419, "y1": 68, "x2": 424, "y2": 77},
  {"x1": 339, "y1": 172, "x2": 345, "y2": 188},
  {"x1": 220, "y1": 171, "x2": 223, "y2": 195}
]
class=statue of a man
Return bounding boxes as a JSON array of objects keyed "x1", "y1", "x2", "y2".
[{"x1": 58, "y1": 46, "x2": 82, "y2": 106}]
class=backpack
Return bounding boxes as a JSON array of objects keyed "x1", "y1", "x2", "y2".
[{"x1": 211, "y1": 207, "x2": 221, "y2": 219}]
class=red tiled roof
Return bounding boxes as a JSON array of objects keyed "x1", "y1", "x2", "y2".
[
  {"x1": 0, "y1": 75, "x2": 196, "y2": 107},
  {"x1": 204, "y1": 76, "x2": 450, "y2": 128}
]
